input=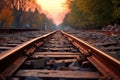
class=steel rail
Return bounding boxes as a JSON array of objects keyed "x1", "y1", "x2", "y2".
[
  {"x1": 61, "y1": 30, "x2": 120, "y2": 80},
  {"x1": 0, "y1": 30, "x2": 57, "y2": 80}
]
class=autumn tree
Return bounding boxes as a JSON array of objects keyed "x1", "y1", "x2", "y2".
[
  {"x1": 21, "y1": 9, "x2": 53, "y2": 29},
  {"x1": 63, "y1": 0, "x2": 117, "y2": 29},
  {"x1": 0, "y1": 7, "x2": 14, "y2": 29},
  {"x1": 0, "y1": 0, "x2": 42, "y2": 28}
]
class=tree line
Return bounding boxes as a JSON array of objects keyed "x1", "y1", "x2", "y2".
[
  {"x1": 62, "y1": 0, "x2": 120, "y2": 29},
  {"x1": 0, "y1": 0, "x2": 52, "y2": 29}
]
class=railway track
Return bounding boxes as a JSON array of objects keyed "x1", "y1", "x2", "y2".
[
  {"x1": 0, "y1": 30, "x2": 120, "y2": 80},
  {"x1": 70, "y1": 30, "x2": 120, "y2": 61}
]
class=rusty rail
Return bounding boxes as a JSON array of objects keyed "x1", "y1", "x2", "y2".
[
  {"x1": 0, "y1": 30, "x2": 57, "y2": 80},
  {"x1": 61, "y1": 30, "x2": 120, "y2": 80}
]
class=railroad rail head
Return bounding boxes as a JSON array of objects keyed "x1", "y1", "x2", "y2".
[
  {"x1": 61, "y1": 30, "x2": 120, "y2": 80},
  {"x1": 0, "y1": 30, "x2": 57, "y2": 80}
]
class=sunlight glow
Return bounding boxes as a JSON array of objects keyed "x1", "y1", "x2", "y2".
[{"x1": 36, "y1": 0, "x2": 69, "y2": 26}]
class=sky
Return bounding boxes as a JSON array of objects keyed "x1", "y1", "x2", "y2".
[{"x1": 36, "y1": 0, "x2": 69, "y2": 26}]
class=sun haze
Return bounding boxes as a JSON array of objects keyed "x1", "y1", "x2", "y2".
[{"x1": 36, "y1": 0, "x2": 69, "y2": 26}]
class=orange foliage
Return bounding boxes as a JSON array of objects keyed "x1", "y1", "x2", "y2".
[{"x1": 0, "y1": 7, "x2": 14, "y2": 29}]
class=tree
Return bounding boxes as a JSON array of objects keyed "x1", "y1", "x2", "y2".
[
  {"x1": 21, "y1": 9, "x2": 53, "y2": 29},
  {"x1": 113, "y1": 0, "x2": 120, "y2": 24},
  {"x1": 0, "y1": 7, "x2": 14, "y2": 29},
  {"x1": 63, "y1": 0, "x2": 114, "y2": 29},
  {"x1": 0, "y1": 0, "x2": 41, "y2": 28}
]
